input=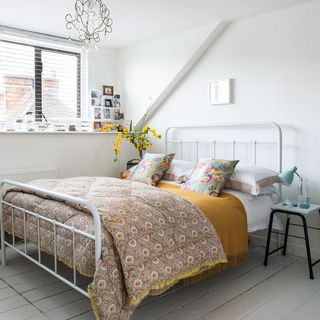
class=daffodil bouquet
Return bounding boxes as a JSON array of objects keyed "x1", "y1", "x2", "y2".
[{"x1": 113, "y1": 126, "x2": 161, "y2": 162}]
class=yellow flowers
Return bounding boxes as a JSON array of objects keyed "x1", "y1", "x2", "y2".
[
  {"x1": 115, "y1": 133, "x2": 123, "y2": 143},
  {"x1": 150, "y1": 128, "x2": 161, "y2": 139},
  {"x1": 113, "y1": 135, "x2": 122, "y2": 156},
  {"x1": 100, "y1": 123, "x2": 114, "y2": 133},
  {"x1": 112, "y1": 125, "x2": 161, "y2": 162}
]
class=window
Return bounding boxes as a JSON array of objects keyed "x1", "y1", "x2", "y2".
[{"x1": 0, "y1": 39, "x2": 85, "y2": 125}]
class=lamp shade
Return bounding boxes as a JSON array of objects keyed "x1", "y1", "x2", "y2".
[{"x1": 278, "y1": 166, "x2": 298, "y2": 186}]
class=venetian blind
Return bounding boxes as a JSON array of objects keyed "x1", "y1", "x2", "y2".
[{"x1": 0, "y1": 35, "x2": 88, "y2": 125}]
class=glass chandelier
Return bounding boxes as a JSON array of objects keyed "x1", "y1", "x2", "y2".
[{"x1": 65, "y1": 0, "x2": 113, "y2": 44}]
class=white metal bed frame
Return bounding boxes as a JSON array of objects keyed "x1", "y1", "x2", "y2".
[
  {"x1": 0, "y1": 181, "x2": 101, "y2": 297},
  {"x1": 165, "y1": 122, "x2": 282, "y2": 173},
  {"x1": 0, "y1": 122, "x2": 283, "y2": 299}
]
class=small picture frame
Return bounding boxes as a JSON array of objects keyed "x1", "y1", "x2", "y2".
[
  {"x1": 91, "y1": 90, "x2": 100, "y2": 99},
  {"x1": 102, "y1": 108, "x2": 111, "y2": 119},
  {"x1": 209, "y1": 79, "x2": 233, "y2": 105},
  {"x1": 91, "y1": 90, "x2": 102, "y2": 106},
  {"x1": 103, "y1": 85, "x2": 114, "y2": 96},
  {"x1": 93, "y1": 122, "x2": 102, "y2": 131},
  {"x1": 113, "y1": 94, "x2": 121, "y2": 108},
  {"x1": 104, "y1": 99, "x2": 113, "y2": 107},
  {"x1": 124, "y1": 120, "x2": 132, "y2": 132},
  {"x1": 114, "y1": 109, "x2": 124, "y2": 120},
  {"x1": 94, "y1": 107, "x2": 102, "y2": 119}
]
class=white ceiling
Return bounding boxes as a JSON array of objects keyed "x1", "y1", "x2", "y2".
[{"x1": 0, "y1": 0, "x2": 315, "y2": 48}]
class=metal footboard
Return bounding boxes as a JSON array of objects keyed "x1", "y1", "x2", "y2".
[{"x1": 0, "y1": 179, "x2": 102, "y2": 298}]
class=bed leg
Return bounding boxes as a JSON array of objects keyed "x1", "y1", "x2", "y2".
[{"x1": 1, "y1": 221, "x2": 6, "y2": 266}]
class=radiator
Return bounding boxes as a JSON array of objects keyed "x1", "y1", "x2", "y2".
[{"x1": 0, "y1": 167, "x2": 58, "y2": 184}]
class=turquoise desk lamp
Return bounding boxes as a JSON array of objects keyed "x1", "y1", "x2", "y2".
[{"x1": 279, "y1": 166, "x2": 303, "y2": 194}]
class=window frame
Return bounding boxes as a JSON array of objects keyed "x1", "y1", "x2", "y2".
[{"x1": 0, "y1": 39, "x2": 82, "y2": 122}]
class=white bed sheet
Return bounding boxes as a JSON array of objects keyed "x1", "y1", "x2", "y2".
[
  {"x1": 223, "y1": 189, "x2": 282, "y2": 233},
  {"x1": 160, "y1": 180, "x2": 282, "y2": 233}
]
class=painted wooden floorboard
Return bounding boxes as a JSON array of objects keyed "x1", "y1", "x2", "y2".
[
  {"x1": 0, "y1": 304, "x2": 44, "y2": 320},
  {"x1": 33, "y1": 289, "x2": 84, "y2": 313},
  {"x1": 0, "y1": 286, "x2": 19, "y2": 301},
  {"x1": 12, "y1": 273, "x2": 61, "y2": 294},
  {"x1": 0, "y1": 258, "x2": 38, "y2": 279},
  {"x1": 133, "y1": 258, "x2": 262, "y2": 320},
  {"x1": 44, "y1": 297, "x2": 91, "y2": 320},
  {"x1": 22, "y1": 281, "x2": 74, "y2": 303},
  {"x1": 70, "y1": 311, "x2": 95, "y2": 320},
  {"x1": 0, "y1": 279, "x2": 8, "y2": 289},
  {"x1": 0, "y1": 294, "x2": 29, "y2": 314},
  {"x1": 154, "y1": 256, "x2": 295, "y2": 320},
  {"x1": 0, "y1": 247, "x2": 318, "y2": 320},
  {"x1": 287, "y1": 288, "x2": 320, "y2": 319},
  {"x1": 203, "y1": 260, "x2": 309, "y2": 319}
]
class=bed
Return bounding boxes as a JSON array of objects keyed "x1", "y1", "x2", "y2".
[{"x1": 0, "y1": 122, "x2": 283, "y2": 320}]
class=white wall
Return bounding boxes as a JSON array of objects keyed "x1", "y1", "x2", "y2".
[
  {"x1": 118, "y1": 23, "x2": 216, "y2": 124},
  {"x1": 0, "y1": 133, "x2": 132, "y2": 178},
  {"x1": 117, "y1": 1, "x2": 320, "y2": 257},
  {"x1": 0, "y1": 48, "x2": 130, "y2": 178},
  {"x1": 88, "y1": 47, "x2": 119, "y2": 94}
]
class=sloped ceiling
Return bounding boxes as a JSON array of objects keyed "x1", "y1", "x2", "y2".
[{"x1": 0, "y1": 0, "x2": 315, "y2": 48}]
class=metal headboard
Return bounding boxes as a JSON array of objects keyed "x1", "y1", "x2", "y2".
[{"x1": 165, "y1": 122, "x2": 283, "y2": 174}]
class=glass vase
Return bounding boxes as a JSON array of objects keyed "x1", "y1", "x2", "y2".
[{"x1": 297, "y1": 178, "x2": 311, "y2": 209}]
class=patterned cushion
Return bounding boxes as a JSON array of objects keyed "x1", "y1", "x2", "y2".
[
  {"x1": 122, "y1": 165, "x2": 137, "y2": 179},
  {"x1": 131, "y1": 153, "x2": 175, "y2": 186},
  {"x1": 181, "y1": 159, "x2": 239, "y2": 196}
]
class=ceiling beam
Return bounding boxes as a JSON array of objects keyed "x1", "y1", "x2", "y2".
[{"x1": 134, "y1": 21, "x2": 229, "y2": 130}]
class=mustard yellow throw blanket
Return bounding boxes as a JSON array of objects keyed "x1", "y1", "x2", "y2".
[{"x1": 158, "y1": 183, "x2": 248, "y2": 272}]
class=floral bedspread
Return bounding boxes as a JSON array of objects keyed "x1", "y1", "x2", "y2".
[{"x1": 3, "y1": 177, "x2": 227, "y2": 320}]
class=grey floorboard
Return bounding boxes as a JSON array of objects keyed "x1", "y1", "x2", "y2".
[{"x1": 0, "y1": 246, "x2": 318, "y2": 320}]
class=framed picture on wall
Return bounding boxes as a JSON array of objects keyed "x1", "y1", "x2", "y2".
[
  {"x1": 103, "y1": 85, "x2": 114, "y2": 96},
  {"x1": 209, "y1": 79, "x2": 233, "y2": 105}
]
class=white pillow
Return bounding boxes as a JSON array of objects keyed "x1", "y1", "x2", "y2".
[
  {"x1": 224, "y1": 165, "x2": 281, "y2": 196},
  {"x1": 162, "y1": 160, "x2": 195, "y2": 181},
  {"x1": 259, "y1": 185, "x2": 280, "y2": 196}
]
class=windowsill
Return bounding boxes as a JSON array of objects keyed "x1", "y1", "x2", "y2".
[{"x1": 0, "y1": 131, "x2": 120, "y2": 135}]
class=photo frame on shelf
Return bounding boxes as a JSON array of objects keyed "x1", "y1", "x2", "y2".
[
  {"x1": 113, "y1": 94, "x2": 121, "y2": 108},
  {"x1": 102, "y1": 108, "x2": 111, "y2": 120},
  {"x1": 91, "y1": 90, "x2": 102, "y2": 106},
  {"x1": 124, "y1": 120, "x2": 132, "y2": 131},
  {"x1": 93, "y1": 121, "x2": 113, "y2": 132},
  {"x1": 93, "y1": 121, "x2": 102, "y2": 132},
  {"x1": 94, "y1": 107, "x2": 102, "y2": 119},
  {"x1": 103, "y1": 85, "x2": 114, "y2": 96},
  {"x1": 114, "y1": 109, "x2": 124, "y2": 120},
  {"x1": 104, "y1": 99, "x2": 113, "y2": 107}
]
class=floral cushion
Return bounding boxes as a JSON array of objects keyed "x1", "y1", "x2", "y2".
[
  {"x1": 181, "y1": 159, "x2": 239, "y2": 196},
  {"x1": 122, "y1": 165, "x2": 137, "y2": 180},
  {"x1": 131, "y1": 153, "x2": 175, "y2": 186}
]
